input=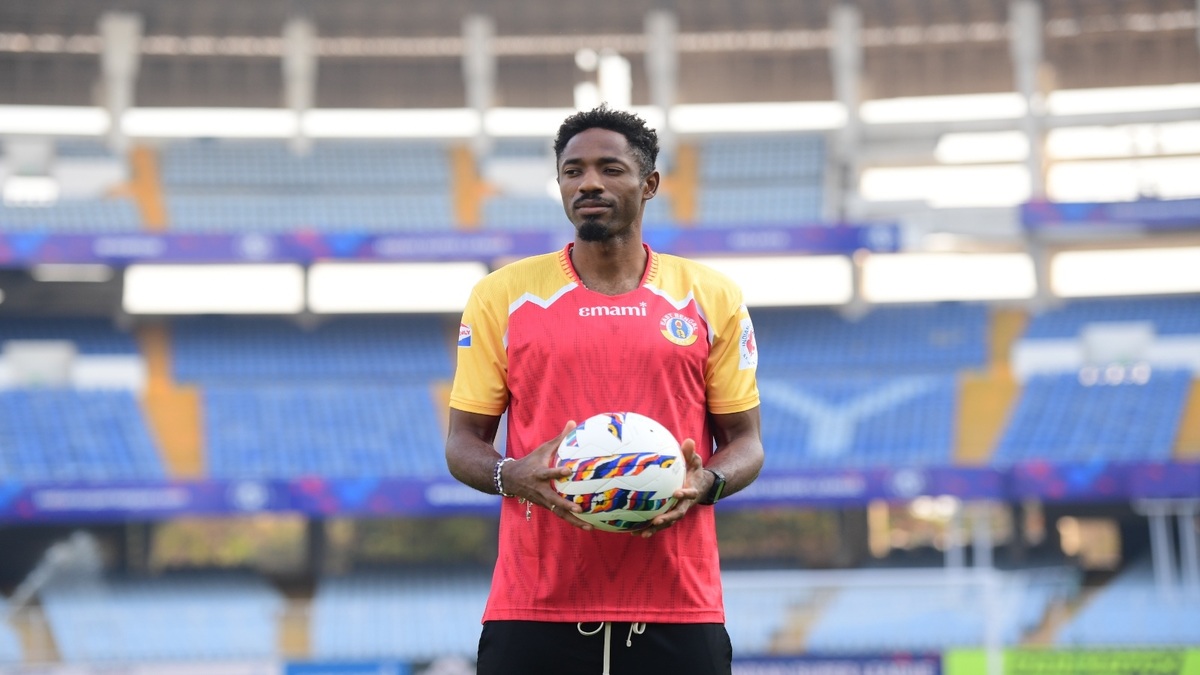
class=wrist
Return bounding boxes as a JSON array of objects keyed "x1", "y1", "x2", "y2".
[
  {"x1": 493, "y1": 457, "x2": 516, "y2": 497},
  {"x1": 698, "y1": 467, "x2": 727, "y2": 505}
]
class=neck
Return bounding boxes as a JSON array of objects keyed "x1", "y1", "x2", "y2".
[{"x1": 570, "y1": 240, "x2": 647, "y2": 296}]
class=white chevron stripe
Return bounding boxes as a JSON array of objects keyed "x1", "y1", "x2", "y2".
[
  {"x1": 643, "y1": 284, "x2": 713, "y2": 343},
  {"x1": 508, "y1": 283, "x2": 578, "y2": 316}
]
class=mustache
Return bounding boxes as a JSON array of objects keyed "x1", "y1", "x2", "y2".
[{"x1": 573, "y1": 197, "x2": 612, "y2": 209}]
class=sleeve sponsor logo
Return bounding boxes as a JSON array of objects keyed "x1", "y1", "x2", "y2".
[
  {"x1": 458, "y1": 323, "x2": 472, "y2": 347},
  {"x1": 738, "y1": 317, "x2": 757, "y2": 370}
]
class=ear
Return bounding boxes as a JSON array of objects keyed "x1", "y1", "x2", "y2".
[{"x1": 642, "y1": 170, "x2": 660, "y2": 200}]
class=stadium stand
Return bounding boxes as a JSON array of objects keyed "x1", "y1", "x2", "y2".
[
  {"x1": 203, "y1": 383, "x2": 445, "y2": 479},
  {"x1": 1057, "y1": 560, "x2": 1200, "y2": 646},
  {"x1": 723, "y1": 571, "x2": 817, "y2": 655},
  {"x1": 0, "y1": 389, "x2": 164, "y2": 482},
  {"x1": 160, "y1": 140, "x2": 457, "y2": 232},
  {"x1": 168, "y1": 316, "x2": 452, "y2": 478},
  {"x1": 0, "y1": 597, "x2": 22, "y2": 663},
  {"x1": 804, "y1": 570, "x2": 1078, "y2": 653},
  {"x1": 0, "y1": 318, "x2": 140, "y2": 354},
  {"x1": 694, "y1": 134, "x2": 826, "y2": 225},
  {"x1": 0, "y1": 198, "x2": 142, "y2": 233},
  {"x1": 991, "y1": 369, "x2": 1192, "y2": 464},
  {"x1": 1023, "y1": 296, "x2": 1200, "y2": 338},
  {"x1": 753, "y1": 304, "x2": 989, "y2": 373},
  {"x1": 159, "y1": 140, "x2": 450, "y2": 188},
  {"x1": 170, "y1": 316, "x2": 454, "y2": 382},
  {"x1": 39, "y1": 573, "x2": 283, "y2": 662},
  {"x1": 164, "y1": 194, "x2": 456, "y2": 233},
  {"x1": 310, "y1": 571, "x2": 489, "y2": 662},
  {"x1": 758, "y1": 374, "x2": 958, "y2": 469}
]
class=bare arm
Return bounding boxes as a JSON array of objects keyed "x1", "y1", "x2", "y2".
[
  {"x1": 444, "y1": 408, "x2": 504, "y2": 495},
  {"x1": 445, "y1": 408, "x2": 589, "y2": 527},
  {"x1": 641, "y1": 405, "x2": 764, "y2": 537},
  {"x1": 700, "y1": 405, "x2": 764, "y2": 500}
]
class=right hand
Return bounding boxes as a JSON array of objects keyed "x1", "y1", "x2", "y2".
[{"x1": 501, "y1": 421, "x2": 593, "y2": 530}]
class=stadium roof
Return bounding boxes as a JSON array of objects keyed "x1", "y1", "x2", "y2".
[{"x1": 1, "y1": 0, "x2": 1197, "y2": 109}]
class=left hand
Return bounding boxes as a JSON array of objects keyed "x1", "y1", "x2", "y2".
[{"x1": 634, "y1": 438, "x2": 705, "y2": 538}]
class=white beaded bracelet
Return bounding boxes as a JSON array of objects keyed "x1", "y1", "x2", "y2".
[{"x1": 493, "y1": 457, "x2": 516, "y2": 497}]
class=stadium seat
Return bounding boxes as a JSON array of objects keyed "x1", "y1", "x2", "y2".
[
  {"x1": 310, "y1": 571, "x2": 489, "y2": 662},
  {"x1": 204, "y1": 383, "x2": 445, "y2": 479},
  {"x1": 758, "y1": 373, "x2": 958, "y2": 469},
  {"x1": 1057, "y1": 560, "x2": 1200, "y2": 646},
  {"x1": 40, "y1": 573, "x2": 283, "y2": 662},
  {"x1": 170, "y1": 316, "x2": 454, "y2": 382},
  {"x1": 0, "y1": 317, "x2": 140, "y2": 354},
  {"x1": 0, "y1": 390, "x2": 164, "y2": 482},
  {"x1": 1023, "y1": 296, "x2": 1200, "y2": 339},
  {"x1": 0, "y1": 597, "x2": 22, "y2": 663},
  {"x1": 753, "y1": 304, "x2": 989, "y2": 374},
  {"x1": 0, "y1": 198, "x2": 142, "y2": 233},
  {"x1": 991, "y1": 369, "x2": 1191, "y2": 464}
]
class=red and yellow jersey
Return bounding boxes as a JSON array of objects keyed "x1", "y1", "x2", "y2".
[{"x1": 450, "y1": 243, "x2": 759, "y2": 624}]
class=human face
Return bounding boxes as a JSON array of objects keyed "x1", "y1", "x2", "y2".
[{"x1": 557, "y1": 128, "x2": 658, "y2": 243}]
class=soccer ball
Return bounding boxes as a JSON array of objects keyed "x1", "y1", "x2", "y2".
[{"x1": 553, "y1": 411, "x2": 686, "y2": 533}]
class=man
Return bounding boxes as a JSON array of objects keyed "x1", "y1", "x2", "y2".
[{"x1": 445, "y1": 105, "x2": 763, "y2": 675}]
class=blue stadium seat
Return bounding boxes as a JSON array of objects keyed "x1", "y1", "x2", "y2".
[
  {"x1": 310, "y1": 571, "x2": 489, "y2": 662},
  {"x1": 0, "y1": 198, "x2": 142, "y2": 233},
  {"x1": 758, "y1": 374, "x2": 958, "y2": 469},
  {"x1": 1023, "y1": 296, "x2": 1200, "y2": 338},
  {"x1": 0, "y1": 597, "x2": 22, "y2": 663},
  {"x1": 694, "y1": 133, "x2": 826, "y2": 226},
  {"x1": 0, "y1": 317, "x2": 140, "y2": 354},
  {"x1": 204, "y1": 383, "x2": 445, "y2": 479},
  {"x1": 170, "y1": 316, "x2": 454, "y2": 382},
  {"x1": 991, "y1": 369, "x2": 1191, "y2": 464},
  {"x1": 40, "y1": 573, "x2": 283, "y2": 662},
  {"x1": 165, "y1": 193, "x2": 455, "y2": 232},
  {"x1": 1057, "y1": 560, "x2": 1200, "y2": 646},
  {"x1": 699, "y1": 134, "x2": 826, "y2": 182},
  {"x1": 0, "y1": 390, "x2": 164, "y2": 482},
  {"x1": 753, "y1": 304, "x2": 989, "y2": 374},
  {"x1": 160, "y1": 139, "x2": 457, "y2": 232},
  {"x1": 160, "y1": 140, "x2": 450, "y2": 189},
  {"x1": 805, "y1": 571, "x2": 1076, "y2": 652}
]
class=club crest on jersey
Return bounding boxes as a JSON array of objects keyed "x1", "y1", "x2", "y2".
[
  {"x1": 659, "y1": 313, "x2": 699, "y2": 346},
  {"x1": 458, "y1": 323, "x2": 472, "y2": 347}
]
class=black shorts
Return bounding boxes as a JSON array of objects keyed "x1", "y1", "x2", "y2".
[{"x1": 476, "y1": 620, "x2": 732, "y2": 675}]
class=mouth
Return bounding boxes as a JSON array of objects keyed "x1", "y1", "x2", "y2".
[{"x1": 574, "y1": 200, "x2": 611, "y2": 216}]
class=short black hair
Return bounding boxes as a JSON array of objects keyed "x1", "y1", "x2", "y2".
[{"x1": 554, "y1": 105, "x2": 659, "y2": 180}]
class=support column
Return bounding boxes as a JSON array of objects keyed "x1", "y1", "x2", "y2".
[
  {"x1": 462, "y1": 14, "x2": 495, "y2": 161},
  {"x1": 645, "y1": 10, "x2": 678, "y2": 163},
  {"x1": 1137, "y1": 500, "x2": 1179, "y2": 601},
  {"x1": 972, "y1": 503, "x2": 1002, "y2": 675},
  {"x1": 283, "y1": 16, "x2": 317, "y2": 155},
  {"x1": 98, "y1": 12, "x2": 143, "y2": 154},
  {"x1": 1179, "y1": 501, "x2": 1200, "y2": 599},
  {"x1": 830, "y1": 3, "x2": 863, "y2": 221},
  {"x1": 1009, "y1": 0, "x2": 1047, "y2": 200}
]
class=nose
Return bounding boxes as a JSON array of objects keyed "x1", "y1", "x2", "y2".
[{"x1": 578, "y1": 167, "x2": 604, "y2": 193}]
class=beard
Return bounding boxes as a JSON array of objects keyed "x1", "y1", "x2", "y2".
[{"x1": 577, "y1": 218, "x2": 612, "y2": 242}]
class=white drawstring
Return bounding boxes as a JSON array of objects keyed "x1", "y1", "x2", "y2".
[
  {"x1": 577, "y1": 621, "x2": 648, "y2": 675},
  {"x1": 625, "y1": 621, "x2": 646, "y2": 646},
  {"x1": 577, "y1": 622, "x2": 611, "y2": 675}
]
